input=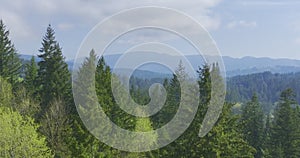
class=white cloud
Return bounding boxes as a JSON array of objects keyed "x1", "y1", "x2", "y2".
[
  {"x1": 226, "y1": 20, "x2": 257, "y2": 29},
  {"x1": 0, "y1": 10, "x2": 34, "y2": 39},
  {"x1": 0, "y1": 0, "x2": 223, "y2": 57},
  {"x1": 1, "y1": 0, "x2": 222, "y2": 31}
]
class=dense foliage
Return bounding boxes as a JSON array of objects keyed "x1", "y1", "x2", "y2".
[{"x1": 227, "y1": 71, "x2": 300, "y2": 104}]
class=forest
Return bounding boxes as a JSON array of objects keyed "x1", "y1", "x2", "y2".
[{"x1": 1, "y1": 19, "x2": 300, "y2": 158}]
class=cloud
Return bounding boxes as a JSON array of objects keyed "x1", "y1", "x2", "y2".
[
  {"x1": 57, "y1": 23, "x2": 74, "y2": 31},
  {"x1": 1, "y1": 0, "x2": 223, "y2": 31},
  {"x1": 0, "y1": 10, "x2": 34, "y2": 39},
  {"x1": 0, "y1": 0, "x2": 223, "y2": 57},
  {"x1": 226, "y1": 20, "x2": 257, "y2": 29},
  {"x1": 240, "y1": 0, "x2": 300, "y2": 6}
]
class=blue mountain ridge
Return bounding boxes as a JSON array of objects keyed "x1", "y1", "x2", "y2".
[{"x1": 20, "y1": 53, "x2": 300, "y2": 78}]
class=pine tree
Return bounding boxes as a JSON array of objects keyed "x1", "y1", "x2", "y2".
[
  {"x1": 0, "y1": 20, "x2": 21, "y2": 88},
  {"x1": 74, "y1": 50, "x2": 128, "y2": 157},
  {"x1": 95, "y1": 56, "x2": 114, "y2": 114},
  {"x1": 206, "y1": 103, "x2": 256, "y2": 158},
  {"x1": 270, "y1": 88, "x2": 300, "y2": 158},
  {"x1": 71, "y1": 49, "x2": 105, "y2": 157},
  {"x1": 197, "y1": 64, "x2": 211, "y2": 105},
  {"x1": 24, "y1": 56, "x2": 38, "y2": 97},
  {"x1": 240, "y1": 93, "x2": 264, "y2": 158},
  {"x1": 262, "y1": 114, "x2": 272, "y2": 158},
  {"x1": 37, "y1": 24, "x2": 72, "y2": 112},
  {"x1": 37, "y1": 24, "x2": 74, "y2": 157},
  {"x1": 163, "y1": 63, "x2": 255, "y2": 157}
]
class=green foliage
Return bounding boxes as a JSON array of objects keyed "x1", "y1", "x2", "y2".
[
  {"x1": 0, "y1": 106, "x2": 52, "y2": 157},
  {"x1": 226, "y1": 72, "x2": 300, "y2": 112},
  {"x1": 96, "y1": 56, "x2": 136, "y2": 131},
  {"x1": 24, "y1": 56, "x2": 38, "y2": 97},
  {"x1": 269, "y1": 88, "x2": 300, "y2": 158},
  {"x1": 0, "y1": 76, "x2": 39, "y2": 117},
  {"x1": 202, "y1": 103, "x2": 256, "y2": 158},
  {"x1": 39, "y1": 98, "x2": 72, "y2": 157},
  {"x1": 240, "y1": 93, "x2": 264, "y2": 158},
  {"x1": 0, "y1": 76, "x2": 13, "y2": 107},
  {"x1": 12, "y1": 86, "x2": 40, "y2": 117},
  {"x1": 95, "y1": 56, "x2": 114, "y2": 115},
  {"x1": 37, "y1": 25, "x2": 72, "y2": 111},
  {"x1": 0, "y1": 20, "x2": 22, "y2": 88},
  {"x1": 72, "y1": 50, "x2": 108, "y2": 157}
]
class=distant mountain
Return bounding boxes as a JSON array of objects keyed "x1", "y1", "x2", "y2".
[
  {"x1": 113, "y1": 68, "x2": 172, "y2": 79},
  {"x1": 19, "y1": 54, "x2": 41, "y2": 62},
  {"x1": 222, "y1": 56, "x2": 300, "y2": 76},
  {"x1": 98, "y1": 53, "x2": 300, "y2": 77},
  {"x1": 20, "y1": 53, "x2": 300, "y2": 77}
]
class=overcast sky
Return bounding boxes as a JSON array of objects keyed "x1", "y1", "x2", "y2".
[{"x1": 1, "y1": 0, "x2": 300, "y2": 60}]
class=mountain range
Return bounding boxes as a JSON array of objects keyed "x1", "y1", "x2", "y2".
[{"x1": 20, "y1": 53, "x2": 300, "y2": 78}]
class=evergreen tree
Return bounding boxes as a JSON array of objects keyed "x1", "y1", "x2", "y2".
[
  {"x1": 95, "y1": 56, "x2": 114, "y2": 115},
  {"x1": 37, "y1": 24, "x2": 72, "y2": 112},
  {"x1": 205, "y1": 103, "x2": 256, "y2": 158},
  {"x1": 74, "y1": 50, "x2": 129, "y2": 157},
  {"x1": 270, "y1": 88, "x2": 300, "y2": 158},
  {"x1": 24, "y1": 56, "x2": 38, "y2": 97},
  {"x1": 240, "y1": 93, "x2": 264, "y2": 158},
  {"x1": 71, "y1": 50, "x2": 105, "y2": 157},
  {"x1": 160, "y1": 63, "x2": 255, "y2": 157},
  {"x1": 0, "y1": 20, "x2": 21, "y2": 88},
  {"x1": 198, "y1": 64, "x2": 211, "y2": 105},
  {"x1": 96, "y1": 56, "x2": 137, "y2": 131},
  {"x1": 262, "y1": 113, "x2": 272, "y2": 158},
  {"x1": 37, "y1": 25, "x2": 74, "y2": 157}
]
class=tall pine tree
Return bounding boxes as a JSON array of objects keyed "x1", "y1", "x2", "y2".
[
  {"x1": 24, "y1": 56, "x2": 38, "y2": 97},
  {"x1": 0, "y1": 20, "x2": 21, "y2": 88},
  {"x1": 37, "y1": 25, "x2": 72, "y2": 112},
  {"x1": 240, "y1": 93, "x2": 264, "y2": 158},
  {"x1": 37, "y1": 25, "x2": 74, "y2": 157},
  {"x1": 270, "y1": 88, "x2": 300, "y2": 158}
]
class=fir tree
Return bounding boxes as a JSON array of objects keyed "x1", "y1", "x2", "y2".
[
  {"x1": 71, "y1": 49, "x2": 104, "y2": 157},
  {"x1": 270, "y1": 88, "x2": 300, "y2": 158},
  {"x1": 0, "y1": 20, "x2": 21, "y2": 88},
  {"x1": 24, "y1": 56, "x2": 38, "y2": 97},
  {"x1": 37, "y1": 24, "x2": 72, "y2": 112},
  {"x1": 240, "y1": 93, "x2": 264, "y2": 158}
]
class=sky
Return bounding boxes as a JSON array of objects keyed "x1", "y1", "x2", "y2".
[{"x1": 1, "y1": 0, "x2": 300, "y2": 60}]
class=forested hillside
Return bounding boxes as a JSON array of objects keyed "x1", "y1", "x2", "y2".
[
  {"x1": 226, "y1": 71, "x2": 300, "y2": 104},
  {"x1": 1, "y1": 20, "x2": 300, "y2": 157}
]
